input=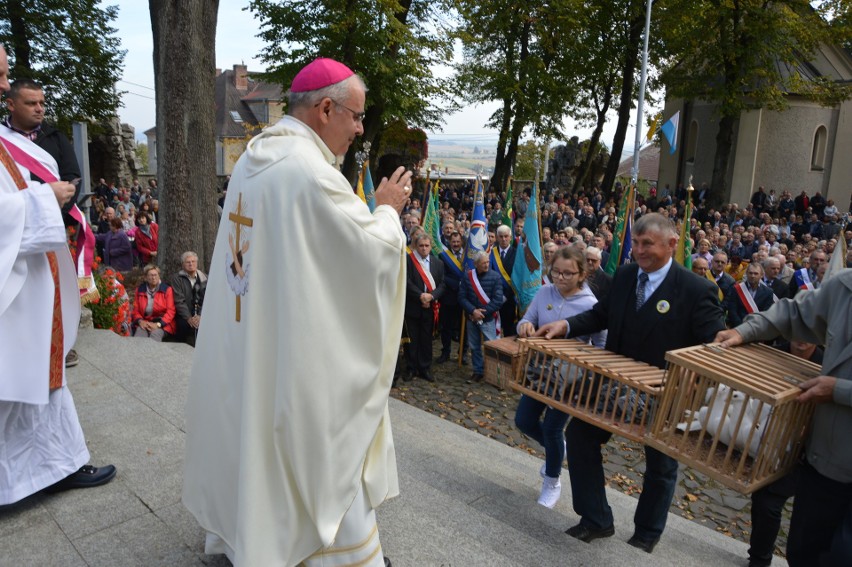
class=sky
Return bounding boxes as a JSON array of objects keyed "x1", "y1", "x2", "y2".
[{"x1": 114, "y1": 1, "x2": 658, "y2": 160}]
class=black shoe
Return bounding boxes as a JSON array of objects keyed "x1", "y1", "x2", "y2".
[
  {"x1": 384, "y1": 557, "x2": 392, "y2": 567},
  {"x1": 436, "y1": 353, "x2": 449, "y2": 364},
  {"x1": 565, "y1": 523, "x2": 615, "y2": 543},
  {"x1": 421, "y1": 371, "x2": 435, "y2": 382},
  {"x1": 64, "y1": 349, "x2": 79, "y2": 368},
  {"x1": 470, "y1": 373, "x2": 483, "y2": 382},
  {"x1": 461, "y1": 356, "x2": 469, "y2": 365},
  {"x1": 627, "y1": 534, "x2": 659, "y2": 553},
  {"x1": 748, "y1": 560, "x2": 771, "y2": 567},
  {"x1": 44, "y1": 464, "x2": 117, "y2": 493}
]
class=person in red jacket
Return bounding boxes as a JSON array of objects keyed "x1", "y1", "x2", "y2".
[
  {"x1": 134, "y1": 211, "x2": 158, "y2": 265},
  {"x1": 132, "y1": 264, "x2": 176, "y2": 341}
]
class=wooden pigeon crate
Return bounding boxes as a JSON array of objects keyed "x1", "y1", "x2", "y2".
[
  {"x1": 646, "y1": 343, "x2": 820, "y2": 494},
  {"x1": 483, "y1": 336, "x2": 522, "y2": 390},
  {"x1": 509, "y1": 338, "x2": 665, "y2": 442}
]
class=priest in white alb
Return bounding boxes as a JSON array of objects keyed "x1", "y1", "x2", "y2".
[
  {"x1": 182, "y1": 58, "x2": 413, "y2": 567},
  {"x1": 0, "y1": 44, "x2": 116, "y2": 505}
]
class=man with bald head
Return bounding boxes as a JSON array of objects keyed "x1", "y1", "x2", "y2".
[
  {"x1": 762, "y1": 256, "x2": 787, "y2": 299},
  {"x1": 183, "y1": 58, "x2": 410, "y2": 566}
]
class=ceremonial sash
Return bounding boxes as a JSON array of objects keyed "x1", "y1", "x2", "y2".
[
  {"x1": 491, "y1": 248, "x2": 512, "y2": 288},
  {"x1": 0, "y1": 137, "x2": 98, "y2": 303},
  {"x1": 439, "y1": 248, "x2": 464, "y2": 279},
  {"x1": 409, "y1": 251, "x2": 439, "y2": 325},
  {"x1": 467, "y1": 269, "x2": 501, "y2": 335},
  {"x1": 733, "y1": 282, "x2": 759, "y2": 315},
  {"x1": 0, "y1": 141, "x2": 64, "y2": 390},
  {"x1": 793, "y1": 268, "x2": 815, "y2": 291}
]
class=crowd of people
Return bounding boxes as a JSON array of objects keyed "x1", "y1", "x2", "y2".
[{"x1": 3, "y1": 44, "x2": 850, "y2": 566}]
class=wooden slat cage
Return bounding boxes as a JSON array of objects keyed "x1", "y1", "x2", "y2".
[
  {"x1": 646, "y1": 343, "x2": 821, "y2": 493},
  {"x1": 509, "y1": 338, "x2": 665, "y2": 442}
]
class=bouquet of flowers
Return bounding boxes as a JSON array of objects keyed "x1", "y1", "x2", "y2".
[{"x1": 87, "y1": 259, "x2": 132, "y2": 336}]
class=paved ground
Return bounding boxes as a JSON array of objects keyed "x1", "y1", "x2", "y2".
[
  {"x1": 391, "y1": 342, "x2": 792, "y2": 559},
  {"x1": 0, "y1": 329, "x2": 787, "y2": 566}
]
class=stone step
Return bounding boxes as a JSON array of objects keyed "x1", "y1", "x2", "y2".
[{"x1": 0, "y1": 329, "x2": 782, "y2": 566}]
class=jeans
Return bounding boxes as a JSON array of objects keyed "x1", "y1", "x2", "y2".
[
  {"x1": 467, "y1": 317, "x2": 497, "y2": 374},
  {"x1": 787, "y1": 462, "x2": 852, "y2": 566},
  {"x1": 565, "y1": 418, "x2": 677, "y2": 538},
  {"x1": 514, "y1": 395, "x2": 568, "y2": 478}
]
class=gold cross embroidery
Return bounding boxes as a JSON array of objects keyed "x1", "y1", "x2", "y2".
[{"x1": 228, "y1": 193, "x2": 253, "y2": 321}]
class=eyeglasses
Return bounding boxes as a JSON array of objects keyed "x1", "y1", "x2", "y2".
[
  {"x1": 332, "y1": 99, "x2": 366, "y2": 122},
  {"x1": 552, "y1": 270, "x2": 580, "y2": 279},
  {"x1": 585, "y1": 257, "x2": 600, "y2": 263}
]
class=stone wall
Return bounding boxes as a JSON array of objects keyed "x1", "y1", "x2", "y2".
[{"x1": 88, "y1": 117, "x2": 140, "y2": 186}]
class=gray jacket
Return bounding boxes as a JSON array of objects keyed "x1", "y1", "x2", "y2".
[{"x1": 736, "y1": 268, "x2": 852, "y2": 482}]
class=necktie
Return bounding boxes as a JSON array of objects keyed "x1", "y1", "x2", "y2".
[
  {"x1": 636, "y1": 272, "x2": 649, "y2": 310},
  {"x1": 501, "y1": 249, "x2": 506, "y2": 259}
]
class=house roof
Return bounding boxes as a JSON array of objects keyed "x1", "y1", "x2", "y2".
[
  {"x1": 616, "y1": 144, "x2": 660, "y2": 183},
  {"x1": 214, "y1": 67, "x2": 283, "y2": 138}
]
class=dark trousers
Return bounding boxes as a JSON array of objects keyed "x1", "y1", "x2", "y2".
[
  {"x1": 175, "y1": 317, "x2": 198, "y2": 347},
  {"x1": 749, "y1": 470, "x2": 797, "y2": 565},
  {"x1": 499, "y1": 295, "x2": 517, "y2": 337},
  {"x1": 439, "y1": 302, "x2": 465, "y2": 356},
  {"x1": 565, "y1": 418, "x2": 677, "y2": 539},
  {"x1": 405, "y1": 313, "x2": 434, "y2": 375},
  {"x1": 787, "y1": 462, "x2": 852, "y2": 566}
]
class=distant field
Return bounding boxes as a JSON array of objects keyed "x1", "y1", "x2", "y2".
[{"x1": 426, "y1": 144, "x2": 496, "y2": 175}]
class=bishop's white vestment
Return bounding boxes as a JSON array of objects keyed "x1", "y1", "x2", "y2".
[
  {"x1": 183, "y1": 116, "x2": 406, "y2": 566},
  {"x1": 0, "y1": 126, "x2": 89, "y2": 505}
]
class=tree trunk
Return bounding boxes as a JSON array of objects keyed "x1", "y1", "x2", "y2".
[
  {"x1": 710, "y1": 114, "x2": 736, "y2": 207},
  {"x1": 6, "y1": 0, "x2": 32, "y2": 74},
  {"x1": 601, "y1": 10, "x2": 643, "y2": 196},
  {"x1": 572, "y1": 87, "x2": 612, "y2": 193},
  {"x1": 491, "y1": 96, "x2": 514, "y2": 194},
  {"x1": 149, "y1": 0, "x2": 219, "y2": 275}
]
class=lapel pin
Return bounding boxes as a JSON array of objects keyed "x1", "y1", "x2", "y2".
[{"x1": 656, "y1": 300, "x2": 670, "y2": 314}]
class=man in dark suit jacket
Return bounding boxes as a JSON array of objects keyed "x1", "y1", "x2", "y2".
[
  {"x1": 762, "y1": 256, "x2": 788, "y2": 300},
  {"x1": 491, "y1": 225, "x2": 517, "y2": 336},
  {"x1": 536, "y1": 213, "x2": 725, "y2": 553},
  {"x1": 726, "y1": 263, "x2": 776, "y2": 327},
  {"x1": 404, "y1": 234, "x2": 446, "y2": 382},
  {"x1": 584, "y1": 246, "x2": 612, "y2": 302},
  {"x1": 437, "y1": 232, "x2": 466, "y2": 363},
  {"x1": 710, "y1": 251, "x2": 737, "y2": 307}
]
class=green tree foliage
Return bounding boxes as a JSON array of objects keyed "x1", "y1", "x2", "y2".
[
  {"x1": 134, "y1": 142, "x2": 149, "y2": 173},
  {"x1": 0, "y1": 0, "x2": 125, "y2": 131},
  {"x1": 452, "y1": 0, "x2": 579, "y2": 194},
  {"x1": 248, "y1": 0, "x2": 454, "y2": 181},
  {"x1": 513, "y1": 139, "x2": 548, "y2": 180},
  {"x1": 658, "y1": 0, "x2": 852, "y2": 204}
]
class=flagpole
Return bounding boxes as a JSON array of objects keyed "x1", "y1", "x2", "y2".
[{"x1": 631, "y1": 0, "x2": 654, "y2": 185}]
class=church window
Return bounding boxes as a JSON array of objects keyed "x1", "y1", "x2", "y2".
[
  {"x1": 811, "y1": 125, "x2": 827, "y2": 171},
  {"x1": 686, "y1": 120, "x2": 699, "y2": 163}
]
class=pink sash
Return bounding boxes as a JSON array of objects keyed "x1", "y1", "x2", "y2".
[{"x1": 0, "y1": 137, "x2": 98, "y2": 302}]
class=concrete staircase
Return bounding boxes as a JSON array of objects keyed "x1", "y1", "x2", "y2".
[{"x1": 0, "y1": 328, "x2": 778, "y2": 566}]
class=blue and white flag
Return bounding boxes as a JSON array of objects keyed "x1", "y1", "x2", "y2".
[
  {"x1": 464, "y1": 176, "x2": 488, "y2": 271},
  {"x1": 661, "y1": 111, "x2": 680, "y2": 154}
]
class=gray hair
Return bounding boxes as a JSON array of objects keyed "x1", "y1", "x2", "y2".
[
  {"x1": 496, "y1": 225, "x2": 511, "y2": 236},
  {"x1": 288, "y1": 75, "x2": 367, "y2": 113},
  {"x1": 473, "y1": 251, "x2": 490, "y2": 264},
  {"x1": 412, "y1": 233, "x2": 432, "y2": 247},
  {"x1": 585, "y1": 246, "x2": 602, "y2": 260},
  {"x1": 633, "y1": 212, "x2": 677, "y2": 238},
  {"x1": 181, "y1": 251, "x2": 198, "y2": 263}
]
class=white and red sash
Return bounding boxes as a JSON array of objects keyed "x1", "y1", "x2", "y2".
[
  {"x1": 733, "y1": 282, "x2": 759, "y2": 315},
  {"x1": 409, "y1": 251, "x2": 439, "y2": 325},
  {"x1": 467, "y1": 269, "x2": 501, "y2": 335},
  {"x1": 0, "y1": 136, "x2": 98, "y2": 303}
]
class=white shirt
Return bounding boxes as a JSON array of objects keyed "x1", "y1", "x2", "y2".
[{"x1": 638, "y1": 257, "x2": 674, "y2": 299}]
